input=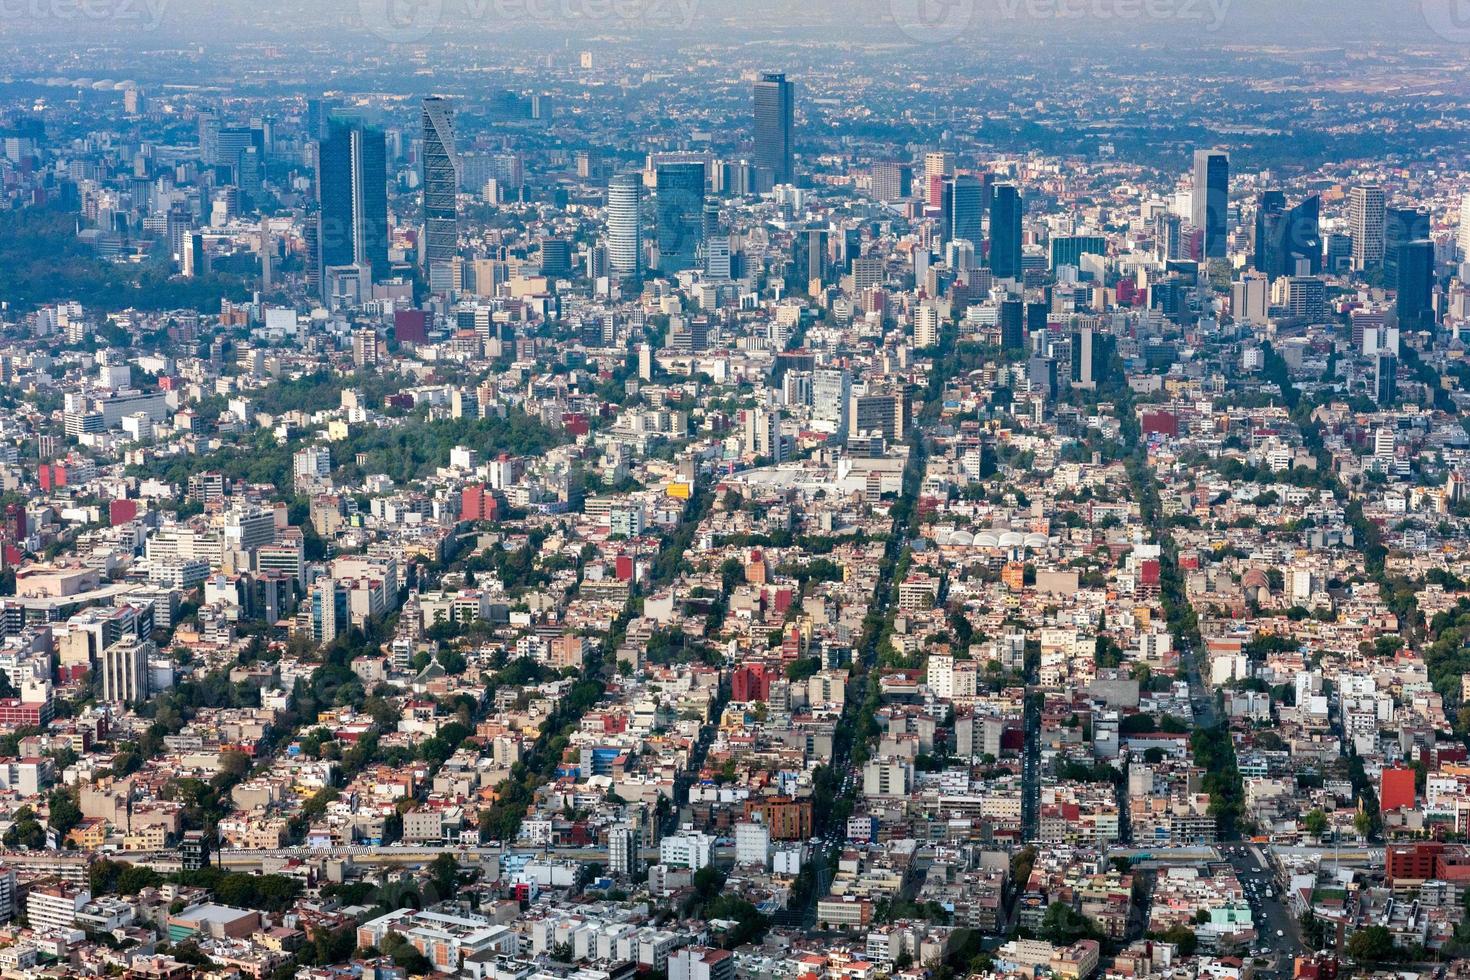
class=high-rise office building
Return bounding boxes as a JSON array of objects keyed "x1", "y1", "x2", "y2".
[
  {"x1": 1232, "y1": 272, "x2": 1270, "y2": 325},
  {"x1": 1253, "y1": 189, "x2": 1286, "y2": 270},
  {"x1": 1070, "y1": 327, "x2": 1100, "y2": 389},
  {"x1": 606, "y1": 173, "x2": 643, "y2": 281},
  {"x1": 1284, "y1": 276, "x2": 1327, "y2": 322},
  {"x1": 305, "y1": 98, "x2": 337, "y2": 141},
  {"x1": 421, "y1": 97, "x2": 459, "y2": 295},
  {"x1": 1395, "y1": 239, "x2": 1436, "y2": 330},
  {"x1": 999, "y1": 299, "x2": 1025, "y2": 350},
  {"x1": 753, "y1": 72, "x2": 795, "y2": 188},
  {"x1": 1374, "y1": 352, "x2": 1397, "y2": 405},
  {"x1": 540, "y1": 237, "x2": 573, "y2": 278},
  {"x1": 215, "y1": 126, "x2": 264, "y2": 200},
  {"x1": 655, "y1": 163, "x2": 706, "y2": 273},
  {"x1": 813, "y1": 368, "x2": 851, "y2": 436},
  {"x1": 871, "y1": 161, "x2": 913, "y2": 202},
  {"x1": 1254, "y1": 192, "x2": 1321, "y2": 278},
  {"x1": 949, "y1": 174, "x2": 984, "y2": 246},
  {"x1": 197, "y1": 108, "x2": 220, "y2": 166},
  {"x1": 1458, "y1": 193, "x2": 1470, "y2": 260},
  {"x1": 924, "y1": 151, "x2": 954, "y2": 208},
  {"x1": 316, "y1": 118, "x2": 389, "y2": 295},
  {"x1": 100, "y1": 636, "x2": 152, "y2": 704},
  {"x1": 1349, "y1": 185, "x2": 1386, "y2": 271},
  {"x1": 989, "y1": 184, "x2": 1023, "y2": 281},
  {"x1": 1155, "y1": 212, "x2": 1183, "y2": 262},
  {"x1": 790, "y1": 227, "x2": 830, "y2": 295},
  {"x1": 1191, "y1": 149, "x2": 1230, "y2": 260},
  {"x1": 1384, "y1": 207, "x2": 1430, "y2": 288}
]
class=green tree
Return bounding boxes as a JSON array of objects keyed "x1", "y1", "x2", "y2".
[{"x1": 1347, "y1": 925, "x2": 1395, "y2": 962}]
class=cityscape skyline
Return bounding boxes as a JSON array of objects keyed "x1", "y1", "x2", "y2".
[{"x1": 0, "y1": 6, "x2": 1468, "y2": 980}]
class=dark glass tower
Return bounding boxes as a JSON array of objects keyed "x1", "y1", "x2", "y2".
[
  {"x1": 1255, "y1": 192, "x2": 1321, "y2": 278},
  {"x1": 1395, "y1": 239, "x2": 1435, "y2": 330},
  {"x1": 1384, "y1": 207, "x2": 1431, "y2": 289},
  {"x1": 1252, "y1": 190, "x2": 1286, "y2": 272},
  {"x1": 999, "y1": 298, "x2": 1025, "y2": 351},
  {"x1": 316, "y1": 118, "x2": 389, "y2": 295},
  {"x1": 421, "y1": 97, "x2": 459, "y2": 294},
  {"x1": 754, "y1": 72, "x2": 795, "y2": 187},
  {"x1": 989, "y1": 184, "x2": 1023, "y2": 281},
  {"x1": 655, "y1": 163, "x2": 706, "y2": 274},
  {"x1": 1192, "y1": 149, "x2": 1230, "y2": 260}
]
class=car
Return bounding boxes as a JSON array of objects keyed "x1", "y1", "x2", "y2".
[{"x1": 1277, "y1": 930, "x2": 1285, "y2": 938}]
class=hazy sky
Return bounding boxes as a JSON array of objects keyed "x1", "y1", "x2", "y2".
[{"x1": 0, "y1": 0, "x2": 1465, "y2": 50}]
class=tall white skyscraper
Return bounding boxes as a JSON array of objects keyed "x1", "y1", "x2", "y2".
[
  {"x1": 1350, "y1": 184, "x2": 1386, "y2": 271},
  {"x1": 914, "y1": 303, "x2": 940, "y2": 348},
  {"x1": 607, "y1": 173, "x2": 643, "y2": 281},
  {"x1": 1457, "y1": 192, "x2": 1470, "y2": 260},
  {"x1": 813, "y1": 368, "x2": 852, "y2": 436}
]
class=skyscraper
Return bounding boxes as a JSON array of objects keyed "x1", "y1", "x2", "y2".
[
  {"x1": 1374, "y1": 352, "x2": 1397, "y2": 405},
  {"x1": 1383, "y1": 207, "x2": 1430, "y2": 288},
  {"x1": 1394, "y1": 239, "x2": 1435, "y2": 330},
  {"x1": 871, "y1": 161, "x2": 913, "y2": 203},
  {"x1": 753, "y1": 72, "x2": 795, "y2": 188},
  {"x1": 790, "y1": 226, "x2": 830, "y2": 295},
  {"x1": 606, "y1": 173, "x2": 643, "y2": 281},
  {"x1": 655, "y1": 163, "x2": 706, "y2": 274},
  {"x1": 949, "y1": 174, "x2": 983, "y2": 246},
  {"x1": 999, "y1": 299, "x2": 1025, "y2": 351},
  {"x1": 1253, "y1": 189, "x2": 1286, "y2": 270},
  {"x1": 421, "y1": 97, "x2": 460, "y2": 295},
  {"x1": 215, "y1": 126, "x2": 264, "y2": 200},
  {"x1": 1349, "y1": 185, "x2": 1386, "y2": 272},
  {"x1": 1458, "y1": 193, "x2": 1470, "y2": 260},
  {"x1": 989, "y1": 184, "x2": 1023, "y2": 281},
  {"x1": 1191, "y1": 149, "x2": 1230, "y2": 260},
  {"x1": 1254, "y1": 192, "x2": 1321, "y2": 278},
  {"x1": 924, "y1": 151, "x2": 954, "y2": 208},
  {"x1": 316, "y1": 117, "x2": 389, "y2": 296}
]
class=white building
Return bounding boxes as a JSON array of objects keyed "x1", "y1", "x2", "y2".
[
  {"x1": 658, "y1": 831, "x2": 714, "y2": 871},
  {"x1": 27, "y1": 884, "x2": 88, "y2": 934},
  {"x1": 733, "y1": 821, "x2": 770, "y2": 868}
]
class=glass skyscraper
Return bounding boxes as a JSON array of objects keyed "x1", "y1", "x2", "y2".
[
  {"x1": 754, "y1": 72, "x2": 794, "y2": 188},
  {"x1": 655, "y1": 163, "x2": 705, "y2": 274},
  {"x1": 1192, "y1": 148, "x2": 1230, "y2": 260},
  {"x1": 422, "y1": 97, "x2": 459, "y2": 295},
  {"x1": 316, "y1": 117, "x2": 389, "y2": 296},
  {"x1": 989, "y1": 184, "x2": 1023, "y2": 281}
]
